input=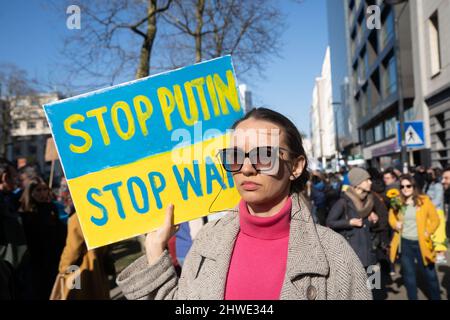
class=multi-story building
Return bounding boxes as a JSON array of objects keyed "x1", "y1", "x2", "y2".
[
  {"x1": 310, "y1": 47, "x2": 336, "y2": 170},
  {"x1": 8, "y1": 92, "x2": 64, "y2": 180},
  {"x1": 327, "y1": 0, "x2": 361, "y2": 163},
  {"x1": 343, "y1": 0, "x2": 431, "y2": 170},
  {"x1": 238, "y1": 84, "x2": 253, "y2": 113},
  {"x1": 410, "y1": 0, "x2": 450, "y2": 168}
]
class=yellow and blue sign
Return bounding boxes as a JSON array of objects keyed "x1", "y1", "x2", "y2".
[{"x1": 43, "y1": 56, "x2": 243, "y2": 249}]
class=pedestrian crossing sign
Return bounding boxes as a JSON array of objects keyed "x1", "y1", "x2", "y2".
[{"x1": 397, "y1": 121, "x2": 425, "y2": 149}]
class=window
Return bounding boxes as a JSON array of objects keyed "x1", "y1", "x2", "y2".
[
  {"x1": 428, "y1": 11, "x2": 441, "y2": 77},
  {"x1": 387, "y1": 56, "x2": 397, "y2": 94},
  {"x1": 382, "y1": 53, "x2": 397, "y2": 97},
  {"x1": 13, "y1": 121, "x2": 21, "y2": 129},
  {"x1": 365, "y1": 128, "x2": 374, "y2": 145},
  {"x1": 404, "y1": 108, "x2": 415, "y2": 122},
  {"x1": 384, "y1": 117, "x2": 396, "y2": 137},
  {"x1": 27, "y1": 121, "x2": 36, "y2": 129},
  {"x1": 380, "y1": 11, "x2": 394, "y2": 48},
  {"x1": 361, "y1": 91, "x2": 369, "y2": 117},
  {"x1": 43, "y1": 121, "x2": 49, "y2": 128},
  {"x1": 374, "y1": 123, "x2": 383, "y2": 142}
]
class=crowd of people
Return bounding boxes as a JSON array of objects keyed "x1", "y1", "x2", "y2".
[
  {"x1": 0, "y1": 159, "x2": 112, "y2": 300},
  {"x1": 308, "y1": 165, "x2": 450, "y2": 300},
  {"x1": 1, "y1": 155, "x2": 450, "y2": 300}
]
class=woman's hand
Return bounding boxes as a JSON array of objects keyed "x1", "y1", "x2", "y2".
[
  {"x1": 396, "y1": 221, "x2": 403, "y2": 231},
  {"x1": 349, "y1": 218, "x2": 363, "y2": 228},
  {"x1": 145, "y1": 204, "x2": 180, "y2": 266}
]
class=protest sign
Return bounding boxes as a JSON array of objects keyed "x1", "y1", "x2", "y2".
[
  {"x1": 45, "y1": 137, "x2": 58, "y2": 162},
  {"x1": 43, "y1": 56, "x2": 243, "y2": 249}
]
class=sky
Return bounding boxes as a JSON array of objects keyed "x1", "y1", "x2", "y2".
[{"x1": 0, "y1": 0, "x2": 330, "y2": 137}]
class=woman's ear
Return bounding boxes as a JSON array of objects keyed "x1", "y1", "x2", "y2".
[{"x1": 291, "y1": 155, "x2": 305, "y2": 180}]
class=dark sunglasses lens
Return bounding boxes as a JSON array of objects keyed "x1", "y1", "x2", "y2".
[
  {"x1": 249, "y1": 146, "x2": 277, "y2": 170},
  {"x1": 220, "y1": 148, "x2": 244, "y2": 172},
  {"x1": 401, "y1": 185, "x2": 412, "y2": 189}
]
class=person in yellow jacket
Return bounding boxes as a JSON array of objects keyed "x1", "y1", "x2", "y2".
[
  {"x1": 424, "y1": 167, "x2": 447, "y2": 264},
  {"x1": 388, "y1": 174, "x2": 441, "y2": 300}
]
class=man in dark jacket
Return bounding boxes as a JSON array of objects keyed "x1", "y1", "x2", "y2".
[
  {"x1": 0, "y1": 159, "x2": 30, "y2": 299},
  {"x1": 327, "y1": 168, "x2": 378, "y2": 269},
  {"x1": 311, "y1": 173, "x2": 328, "y2": 226},
  {"x1": 413, "y1": 165, "x2": 427, "y2": 193}
]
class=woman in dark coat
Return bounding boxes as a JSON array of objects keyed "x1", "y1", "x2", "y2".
[
  {"x1": 19, "y1": 177, "x2": 67, "y2": 299},
  {"x1": 327, "y1": 168, "x2": 379, "y2": 269}
]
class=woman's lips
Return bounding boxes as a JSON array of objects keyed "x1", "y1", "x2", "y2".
[{"x1": 241, "y1": 181, "x2": 260, "y2": 191}]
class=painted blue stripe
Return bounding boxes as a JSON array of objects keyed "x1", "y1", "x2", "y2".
[{"x1": 43, "y1": 56, "x2": 243, "y2": 179}]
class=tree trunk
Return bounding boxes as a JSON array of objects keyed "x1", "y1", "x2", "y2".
[
  {"x1": 135, "y1": 0, "x2": 158, "y2": 79},
  {"x1": 194, "y1": 0, "x2": 205, "y2": 63}
]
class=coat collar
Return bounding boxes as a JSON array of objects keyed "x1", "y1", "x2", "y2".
[{"x1": 195, "y1": 193, "x2": 330, "y2": 298}]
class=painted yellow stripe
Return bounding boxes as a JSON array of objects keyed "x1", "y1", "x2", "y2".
[{"x1": 67, "y1": 134, "x2": 239, "y2": 249}]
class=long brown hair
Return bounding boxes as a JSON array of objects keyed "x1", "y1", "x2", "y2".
[
  {"x1": 19, "y1": 176, "x2": 47, "y2": 213},
  {"x1": 399, "y1": 174, "x2": 423, "y2": 207}
]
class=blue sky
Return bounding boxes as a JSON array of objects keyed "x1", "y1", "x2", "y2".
[{"x1": 0, "y1": 0, "x2": 329, "y2": 136}]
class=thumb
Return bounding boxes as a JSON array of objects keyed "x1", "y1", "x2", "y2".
[{"x1": 163, "y1": 204, "x2": 175, "y2": 230}]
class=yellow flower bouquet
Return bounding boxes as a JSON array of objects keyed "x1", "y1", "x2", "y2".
[{"x1": 386, "y1": 188, "x2": 405, "y2": 213}]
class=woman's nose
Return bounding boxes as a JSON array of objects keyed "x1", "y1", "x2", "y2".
[{"x1": 240, "y1": 158, "x2": 257, "y2": 176}]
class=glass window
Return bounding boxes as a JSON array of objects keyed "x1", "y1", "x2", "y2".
[
  {"x1": 404, "y1": 108, "x2": 415, "y2": 121},
  {"x1": 384, "y1": 117, "x2": 396, "y2": 137},
  {"x1": 387, "y1": 56, "x2": 397, "y2": 94},
  {"x1": 365, "y1": 128, "x2": 374, "y2": 145},
  {"x1": 361, "y1": 92, "x2": 368, "y2": 117},
  {"x1": 380, "y1": 11, "x2": 394, "y2": 48},
  {"x1": 374, "y1": 123, "x2": 383, "y2": 142},
  {"x1": 27, "y1": 121, "x2": 36, "y2": 129},
  {"x1": 364, "y1": 52, "x2": 369, "y2": 75},
  {"x1": 428, "y1": 11, "x2": 441, "y2": 77}
]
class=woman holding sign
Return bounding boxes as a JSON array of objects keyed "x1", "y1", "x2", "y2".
[{"x1": 117, "y1": 108, "x2": 371, "y2": 300}]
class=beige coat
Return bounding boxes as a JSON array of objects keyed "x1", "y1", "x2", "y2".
[
  {"x1": 57, "y1": 213, "x2": 110, "y2": 300},
  {"x1": 116, "y1": 194, "x2": 372, "y2": 300}
]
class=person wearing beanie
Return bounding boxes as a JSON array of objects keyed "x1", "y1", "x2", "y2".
[{"x1": 327, "y1": 167, "x2": 380, "y2": 271}]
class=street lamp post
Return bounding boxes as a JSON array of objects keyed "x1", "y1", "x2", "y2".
[{"x1": 385, "y1": 0, "x2": 409, "y2": 173}]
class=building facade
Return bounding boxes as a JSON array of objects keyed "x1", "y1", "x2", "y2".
[
  {"x1": 343, "y1": 0, "x2": 432, "y2": 170},
  {"x1": 310, "y1": 47, "x2": 336, "y2": 170},
  {"x1": 410, "y1": 0, "x2": 450, "y2": 169},
  {"x1": 8, "y1": 92, "x2": 64, "y2": 180},
  {"x1": 238, "y1": 84, "x2": 253, "y2": 113},
  {"x1": 327, "y1": 0, "x2": 361, "y2": 162}
]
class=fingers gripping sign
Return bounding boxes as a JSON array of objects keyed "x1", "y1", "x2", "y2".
[{"x1": 146, "y1": 204, "x2": 180, "y2": 265}]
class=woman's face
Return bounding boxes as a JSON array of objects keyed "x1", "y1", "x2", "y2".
[
  {"x1": 32, "y1": 183, "x2": 50, "y2": 203},
  {"x1": 230, "y1": 118, "x2": 304, "y2": 206},
  {"x1": 400, "y1": 179, "x2": 414, "y2": 198}
]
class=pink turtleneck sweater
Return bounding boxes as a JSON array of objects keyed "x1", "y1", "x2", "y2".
[{"x1": 224, "y1": 196, "x2": 292, "y2": 300}]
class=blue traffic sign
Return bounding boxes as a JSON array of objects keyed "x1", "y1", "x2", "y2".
[{"x1": 397, "y1": 121, "x2": 425, "y2": 149}]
